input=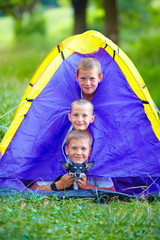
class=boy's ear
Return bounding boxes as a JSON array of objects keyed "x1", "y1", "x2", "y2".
[
  {"x1": 75, "y1": 74, "x2": 78, "y2": 81},
  {"x1": 65, "y1": 146, "x2": 69, "y2": 156},
  {"x1": 68, "y1": 113, "x2": 71, "y2": 122},
  {"x1": 90, "y1": 115, "x2": 95, "y2": 123},
  {"x1": 98, "y1": 73, "x2": 103, "y2": 83},
  {"x1": 88, "y1": 147, "x2": 92, "y2": 157}
]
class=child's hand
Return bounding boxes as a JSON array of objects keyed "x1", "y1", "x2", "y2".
[
  {"x1": 61, "y1": 173, "x2": 75, "y2": 187},
  {"x1": 77, "y1": 174, "x2": 89, "y2": 189},
  {"x1": 56, "y1": 173, "x2": 74, "y2": 190}
]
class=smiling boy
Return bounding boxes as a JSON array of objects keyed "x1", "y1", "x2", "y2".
[
  {"x1": 31, "y1": 130, "x2": 93, "y2": 191},
  {"x1": 65, "y1": 129, "x2": 92, "y2": 164},
  {"x1": 68, "y1": 98, "x2": 95, "y2": 131},
  {"x1": 31, "y1": 130, "x2": 115, "y2": 191},
  {"x1": 75, "y1": 58, "x2": 103, "y2": 101},
  {"x1": 57, "y1": 130, "x2": 115, "y2": 191}
]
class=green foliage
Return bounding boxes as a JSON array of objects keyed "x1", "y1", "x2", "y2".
[
  {"x1": 0, "y1": 196, "x2": 159, "y2": 239},
  {"x1": 0, "y1": 0, "x2": 46, "y2": 38},
  {"x1": 0, "y1": 0, "x2": 37, "y2": 19},
  {"x1": 14, "y1": 12, "x2": 46, "y2": 37},
  {"x1": 0, "y1": 16, "x2": 14, "y2": 48},
  {"x1": 119, "y1": 0, "x2": 160, "y2": 109},
  {"x1": 130, "y1": 33, "x2": 160, "y2": 109},
  {"x1": 57, "y1": 0, "x2": 70, "y2": 7},
  {"x1": 87, "y1": 4, "x2": 105, "y2": 33}
]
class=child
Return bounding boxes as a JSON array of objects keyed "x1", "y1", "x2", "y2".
[
  {"x1": 63, "y1": 129, "x2": 115, "y2": 191},
  {"x1": 75, "y1": 58, "x2": 103, "y2": 101},
  {"x1": 31, "y1": 130, "x2": 115, "y2": 191},
  {"x1": 68, "y1": 98, "x2": 95, "y2": 131}
]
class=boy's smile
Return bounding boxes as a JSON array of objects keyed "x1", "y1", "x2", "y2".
[
  {"x1": 76, "y1": 69, "x2": 103, "y2": 99},
  {"x1": 65, "y1": 138, "x2": 92, "y2": 164},
  {"x1": 68, "y1": 103, "x2": 95, "y2": 130}
]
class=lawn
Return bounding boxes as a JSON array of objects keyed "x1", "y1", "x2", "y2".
[
  {"x1": 0, "y1": 195, "x2": 159, "y2": 240},
  {"x1": 0, "y1": 5, "x2": 159, "y2": 240}
]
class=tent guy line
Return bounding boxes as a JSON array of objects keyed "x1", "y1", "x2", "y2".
[{"x1": 0, "y1": 100, "x2": 27, "y2": 120}]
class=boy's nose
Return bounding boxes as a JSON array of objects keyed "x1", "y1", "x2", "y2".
[
  {"x1": 85, "y1": 79, "x2": 91, "y2": 85},
  {"x1": 76, "y1": 149, "x2": 82, "y2": 154},
  {"x1": 78, "y1": 115, "x2": 83, "y2": 121}
]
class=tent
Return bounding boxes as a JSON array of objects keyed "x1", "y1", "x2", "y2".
[{"x1": 0, "y1": 30, "x2": 160, "y2": 197}]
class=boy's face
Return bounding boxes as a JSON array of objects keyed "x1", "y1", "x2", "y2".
[
  {"x1": 68, "y1": 103, "x2": 95, "y2": 130},
  {"x1": 75, "y1": 68, "x2": 103, "y2": 98},
  {"x1": 65, "y1": 138, "x2": 92, "y2": 164}
]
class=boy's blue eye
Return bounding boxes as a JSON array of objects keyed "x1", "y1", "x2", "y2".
[
  {"x1": 82, "y1": 147, "x2": 86, "y2": 151},
  {"x1": 74, "y1": 114, "x2": 78, "y2": 117},
  {"x1": 83, "y1": 114, "x2": 87, "y2": 117},
  {"x1": 72, "y1": 147, "x2": 76, "y2": 150}
]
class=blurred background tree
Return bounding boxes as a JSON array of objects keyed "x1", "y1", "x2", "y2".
[
  {"x1": 104, "y1": 0, "x2": 118, "y2": 44},
  {"x1": 71, "y1": 0, "x2": 118, "y2": 43},
  {"x1": 0, "y1": 0, "x2": 47, "y2": 37},
  {"x1": 72, "y1": 0, "x2": 87, "y2": 34}
]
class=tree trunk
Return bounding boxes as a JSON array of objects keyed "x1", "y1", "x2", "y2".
[
  {"x1": 104, "y1": 0, "x2": 118, "y2": 44},
  {"x1": 72, "y1": 0, "x2": 88, "y2": 34}
]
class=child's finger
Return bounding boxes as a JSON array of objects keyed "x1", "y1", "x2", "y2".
[
  {"x1": 77, "y1": 181, "x2": 81, "y2": 187},
  {"x1": 81, "y1": 174, "x2": 87, "y2": 182},
  {"x1": 69, "y1": 175, "x2": 74, "y2": 180}
]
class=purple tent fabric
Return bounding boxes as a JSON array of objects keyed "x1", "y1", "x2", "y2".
[{"x1": 0, "y1": 48, "x2": 160, "y2": 195}]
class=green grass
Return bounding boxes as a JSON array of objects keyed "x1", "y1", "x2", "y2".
[{"x1": 0, "y1": 196, "x2": 159, "y2": 240}]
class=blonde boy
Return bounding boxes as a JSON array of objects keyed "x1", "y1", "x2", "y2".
[
  {"x1": 31, "y1": 130, "x2": 115, "y2": 191},
  {"x1": 62, "y1": 129, "x2": 115, "y2": 191},
  {"x1": 75, "y1": 58, "x2": 103, "y2": 101},
  {"x1": 68, "y1": 98, "x2": 95, "y2": 131},
  {"x1": 31, "y1": 129, "x2": 92, "y2": 191}
]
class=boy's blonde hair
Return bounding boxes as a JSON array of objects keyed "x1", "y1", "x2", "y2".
[
  {"x1": 66, "y1": 129, "x2": 93, "y2": 147},
  {"x1": 77, "y1": 58, "x2": 102, "y2": 76},
  {"x1": 70, "y1": 98, "x2": 94, "y2": 114}
]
